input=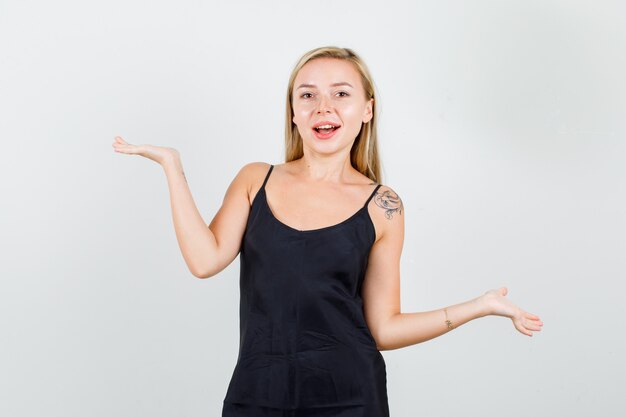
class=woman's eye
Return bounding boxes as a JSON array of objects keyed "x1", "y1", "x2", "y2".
[
  {"x1": 301, "y1": 92, "x2": 313, "y2": 99},
  {"x1": 337, "y1": 91, "x2": 349, "y2": 97}
]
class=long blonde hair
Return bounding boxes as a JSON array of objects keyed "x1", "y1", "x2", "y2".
[{"x1": 284, "y1": 46, "x2": 382, "y2": 183}]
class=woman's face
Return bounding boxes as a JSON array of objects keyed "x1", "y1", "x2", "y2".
[{"x1": 292, "y1": 58, "x2": 373, "y2": 156}]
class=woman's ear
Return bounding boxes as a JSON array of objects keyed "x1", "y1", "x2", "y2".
[{"x1": 362, "y1": 98, "x2": 374, "y2": 123}]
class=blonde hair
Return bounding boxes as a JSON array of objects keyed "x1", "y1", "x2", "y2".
[{"x1": 284, "y1": 46, "x2": 382, "y2": 183}]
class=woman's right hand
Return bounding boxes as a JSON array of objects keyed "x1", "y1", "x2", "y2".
[{"x1": 112, "y1": 136, "x2": 180, "y2": 167}]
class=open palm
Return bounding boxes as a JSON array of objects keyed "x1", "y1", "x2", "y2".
[
  {"x1": 112, "y1": 136, "x2": 179, "y2": 166},
  {"x1": 482, "y1": 287, "x2": 543, "y2": 336}
]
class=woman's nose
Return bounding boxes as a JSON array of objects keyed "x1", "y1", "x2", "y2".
[{"x1": 316, "y1": 96, "x2": 332, "y2": 114}]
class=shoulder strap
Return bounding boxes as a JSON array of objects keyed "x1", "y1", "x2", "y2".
[
  {"x1": 261, "y1": 164, "x2": 274, "y2": 189},
  {"x1": 363, "y1": 183, "x2": 382, "y2": 207}
]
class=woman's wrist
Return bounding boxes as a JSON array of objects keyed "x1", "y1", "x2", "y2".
[
  {"x1": 473, "y1": 294, "x2": 492, "y2": 318},
  {"x1": 162, "y1": 153, "x2": 183, "y2": 174}
]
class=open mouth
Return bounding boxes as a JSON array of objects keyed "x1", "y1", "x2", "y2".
[{"x1": 313, "y1": 124, "x2": 341, "y2": 135}]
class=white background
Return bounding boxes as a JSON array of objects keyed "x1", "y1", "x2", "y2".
[{"x1": 1, "y1": 0, "x2": 624, "y2": 416}]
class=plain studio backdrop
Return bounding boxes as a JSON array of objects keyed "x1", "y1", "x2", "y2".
[{"x1": 1, "y1": 0, "x2": 624, "y2": 416}]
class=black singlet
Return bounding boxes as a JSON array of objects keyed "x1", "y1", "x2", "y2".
[{"x1": 223, "y1": 164, "x2": 389, "y2": 415}]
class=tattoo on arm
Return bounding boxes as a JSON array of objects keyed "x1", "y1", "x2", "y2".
[{"x1": 374, "y1": 189, "x2": 403, "y2": 219}]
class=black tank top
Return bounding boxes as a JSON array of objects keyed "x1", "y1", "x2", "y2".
[{"x1": 223, "y1": 164, "x2": 389, "y2": 412}]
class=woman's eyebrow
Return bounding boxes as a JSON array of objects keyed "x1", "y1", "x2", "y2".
[{"x1": 296, "y1": 82, "x2": 354, "y2": 89}]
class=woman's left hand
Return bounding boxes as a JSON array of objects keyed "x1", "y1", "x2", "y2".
[{"x1": 479, "y1": 287, "x2": 543, "y2": 337}]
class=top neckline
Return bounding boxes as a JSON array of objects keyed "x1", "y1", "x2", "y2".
[
  {"x1": 253, "y1": 163, "x2": 381, "y2": 234},
  {"x1": 258, "y1": 187, "x2": 374, "y2": 234}
]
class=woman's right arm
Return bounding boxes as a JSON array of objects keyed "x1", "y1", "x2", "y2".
[
  {"x1": 113, "y1": 136, "x2": 259, "y2": 279},
  {"x1": 163, "y1": 156, "x2": 256, "y2": 278}
]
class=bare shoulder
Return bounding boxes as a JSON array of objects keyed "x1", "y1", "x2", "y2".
[
  {"x1": 368, "y1": 184, "x2": 405, "y2": 243},
  {"x1": 234, "y1": 161, "x2": 272, "y2": 206},
  {"x1": 372, "y1": 185, "x2": 404, "y2": 220},
  {"x1": 237, "y1": 161, "x2": 272, "y2": 179}
]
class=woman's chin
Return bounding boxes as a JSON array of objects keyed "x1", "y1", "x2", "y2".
[{"x1": 302, "y1": 139, "x2": 355, "y2": 155}]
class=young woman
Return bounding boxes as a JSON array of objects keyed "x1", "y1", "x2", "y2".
[{"x1": 113, "y1": 46, "x2": 543, "y2": 417}]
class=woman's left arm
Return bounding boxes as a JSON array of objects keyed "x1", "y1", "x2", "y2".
[{"x1": 362, "y1": 186, "x2": 543, "y2": 351}]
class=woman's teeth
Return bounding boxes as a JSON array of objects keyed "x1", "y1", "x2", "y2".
[{"x1": 315, "y1": 125, "x2": 339, "y2": 134}]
